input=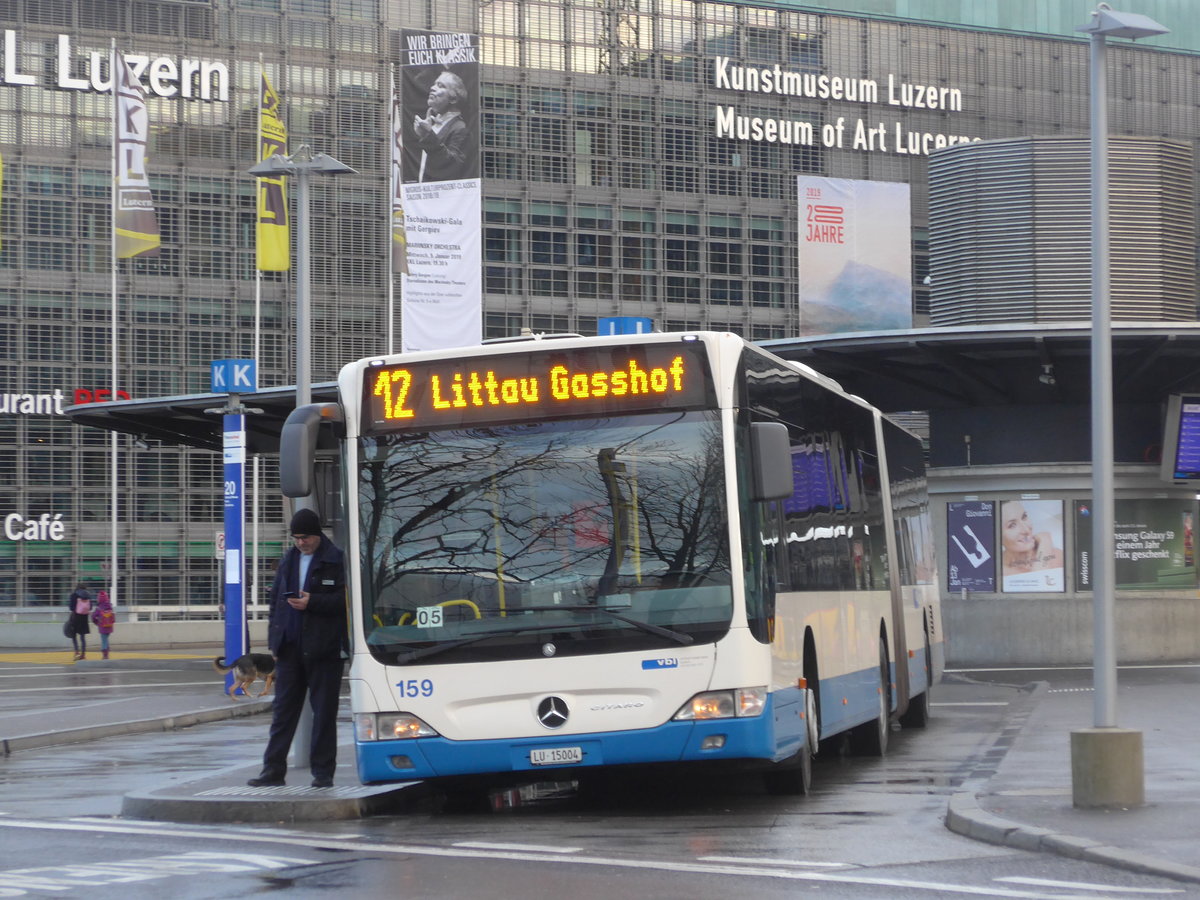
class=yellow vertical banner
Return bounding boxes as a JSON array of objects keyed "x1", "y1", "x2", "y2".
[{"x1": 256, "y1": 71, "x2": 289, "y2": 271}]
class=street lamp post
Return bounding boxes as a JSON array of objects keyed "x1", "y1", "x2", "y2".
[
  {"x1": 1072, "y1": 3, "x2": 1167, "y2": 810},
  {"x1": 248, "y1": 146, "x2": 357, "y2": 409},
  {"x1": 248, "y1": 145, "x2": 355, "y2": 767}
]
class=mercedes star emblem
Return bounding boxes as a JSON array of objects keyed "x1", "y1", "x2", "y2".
[{"x1": 537, "y1": 696, "x2": 569, "y2": 729}]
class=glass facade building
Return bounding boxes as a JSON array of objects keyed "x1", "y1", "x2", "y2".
[{"x1": 1, "y1": 0, "x2": 1198, "y2": 613}]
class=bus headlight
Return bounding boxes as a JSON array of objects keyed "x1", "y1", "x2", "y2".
[
  {"x1": 354, "y1": 712, "x2": 439, "y2": 741},
  {"x1": 673, "y1": 687, "x2": 767, "y2": 720}
]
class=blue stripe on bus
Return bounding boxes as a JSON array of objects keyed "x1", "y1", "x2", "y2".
[
  {"x1": 905, "y1": 649, "x2": 928, "y2": 695},
  {"x1": 807, "y1": 664, "x2": 896, "y2": 739},
  {"x1": 356, "y1": 689, "x2": 808, "y2": 783},
  {"x1": 355, "y1": 652, "x2": 918, "y2": 785}
]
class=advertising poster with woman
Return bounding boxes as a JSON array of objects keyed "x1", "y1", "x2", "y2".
[{"x1": 1000, "y1": 499, "x2": 1065, "y2": 592}]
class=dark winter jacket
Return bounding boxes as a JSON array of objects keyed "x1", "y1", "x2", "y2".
[
  {"x1": 68, "y1": 588, "x2": 91, "y2": 636},
  {"x1": 265, "y1": 535, "x2": 347, "y2": 661}
]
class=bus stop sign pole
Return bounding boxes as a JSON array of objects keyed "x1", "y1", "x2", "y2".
[{"x1": 207, "y1": 359, "x2": 260, "y2": 696}]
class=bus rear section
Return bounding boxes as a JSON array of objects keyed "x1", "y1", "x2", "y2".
[{"x1": 735, "y1": 342, "x2": 941, "y2": 762}]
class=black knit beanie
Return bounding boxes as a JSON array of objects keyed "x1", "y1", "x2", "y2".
[{"x1": 289, "y1": 508, "x2": 322, "y2": 536}]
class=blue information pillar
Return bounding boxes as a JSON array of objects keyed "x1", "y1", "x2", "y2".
[
  {"x1": 222, "y1": 414, "x2": 246, "y2": 689},
  {"x1": 212, "y1": 359, "x2": 257, "y2": 695}
]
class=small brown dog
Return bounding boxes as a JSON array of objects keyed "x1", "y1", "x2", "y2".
[{"x1": 212, "y1": 653, "x2": 276, "y2": 699}]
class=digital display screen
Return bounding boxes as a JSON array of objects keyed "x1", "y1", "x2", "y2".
[
  {"x1": 362, "y1": 341, "x2": 715, "y2": 433},
  {"x1": 1170, "y1": 397, "x2": 1200, "y2": 479}
]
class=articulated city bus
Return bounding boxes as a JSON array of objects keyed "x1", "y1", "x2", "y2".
[{"x1": 281, "y1": 331, "x2": 943, "y2": 795}]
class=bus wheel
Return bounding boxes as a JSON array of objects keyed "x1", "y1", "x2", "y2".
[
  {"x1": 899, "y1": 636, "x2": 932, "y2": 729},
  {"x1": 851, "y1": 638, "x2": 891, "y2": 756},
  {"x1": 762, "y1": 688, "x2": 816, "y2": 796},
  {"x1": 763, "y1": 743, "x2": 812, "y2": 796}
]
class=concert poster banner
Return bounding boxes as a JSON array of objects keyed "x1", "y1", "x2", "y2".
[
  {"x1": 946, "y1": 501, "x2": 995, "y2": 592},
  {"x1": 1075, "y1": 499, "x2": 1198, "y2": 591},
  {"x1": 398, "y1": 28, "x2": 481, "y2": 352},
  {"x1": 796, "y1": 176, "x2": 911, "y2": 336}
]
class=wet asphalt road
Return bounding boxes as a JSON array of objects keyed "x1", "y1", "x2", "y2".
[{"x1": 1, "y1": 658, "x2": 1197, "y2": 898}]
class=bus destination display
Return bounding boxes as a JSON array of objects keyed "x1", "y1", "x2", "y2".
[{"x1": 363, "y1": 342, "x2": 714, "y2": 432}]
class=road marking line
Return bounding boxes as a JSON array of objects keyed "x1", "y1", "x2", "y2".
[
  {"x1": 0, "y1": 681, "x2": 222, "y2": 694},
  {"x1": 933, "y1": 702, "x2": 1011, "y2": 707},
  {"x1": 70, "y1": 817, "x2": 363, "y2": 840},
  {"x1": 0, "y1": 652, "x2": 209, "y2": 665},
  {"x1": 0, "y1": 668, "x2": 187, "y2": 679},
  {"x1": 455, "y1": 841, "x2": 581, "y2": 854},
  {"x1": 0, "y1": 850, "x2": 312, "y2": 893},
  {"x1": 947, "y1": 664, "x2": 1200, "y2": 673},
  {"x1": 698, "y1": 856, "x2": 852, "y2": 868},
  {"x1": 996, "y1": 876, "x2": 1183, "y2": 894},
  {"x1": 0, "y1": 817, "x2": 1137, "y2": 899}
]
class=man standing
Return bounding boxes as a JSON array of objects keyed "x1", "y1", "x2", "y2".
[{"x1": 248, "y1": 508, "x2": 347, "y2": 788}]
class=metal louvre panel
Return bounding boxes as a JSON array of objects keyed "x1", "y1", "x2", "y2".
[{"x1": 928, "y1": 136, "x2": 1196, "y2": 327}]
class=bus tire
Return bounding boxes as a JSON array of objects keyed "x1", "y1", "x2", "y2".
[
  {"x1": 899, "y1": 636, "x2": 932, "y2": 729},
  {"x1": 850, "y1": 637, "x2": 891, "y2": 756},
  {"x1": 763, "y1": 743, "x2": 812, "y2": 796},
  {"x1": 763, "y1": 685, "x2": 817, "y2": 796}
]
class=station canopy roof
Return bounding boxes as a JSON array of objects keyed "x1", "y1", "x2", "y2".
[
  {"x1": 65, "y1": 323, "x2": 1200, "y2": 452},
  {"x1": 66, "y1": 382, "x2": 338, "y2": 454},
  {"x1": 760, "y1": 322, "x2": 1200, "y2": 413}
]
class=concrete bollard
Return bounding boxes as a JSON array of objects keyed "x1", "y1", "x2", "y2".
[{"x1": 1070, "y1": 727, "x2": 1144, "y2": 809}]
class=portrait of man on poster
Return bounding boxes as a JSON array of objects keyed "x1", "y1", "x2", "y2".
[{"x1": 401, "y1": 59, "x2": 479, "y2": 185}]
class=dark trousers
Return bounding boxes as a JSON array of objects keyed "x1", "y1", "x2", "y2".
[
  {"x1": 71, "y1": 615, "x2": 88, "y2": 654},
  {"x1": 260, "y1": 642, "x2": 344, "y2": 780}
]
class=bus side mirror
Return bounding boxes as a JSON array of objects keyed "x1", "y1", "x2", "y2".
[
  {"x1": 280, "y1": 403, "x2": 343, "y2": 498},
  {"x1": 750, "y1": 421, "x2": 793, "y2": 502}
]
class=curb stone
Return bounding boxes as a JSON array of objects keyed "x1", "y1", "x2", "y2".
[{"x1": 1, "y1": 700, "x2": 271, "y2": 756}]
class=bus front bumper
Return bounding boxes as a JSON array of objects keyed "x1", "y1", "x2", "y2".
[{"x1": 356, "y1": 710, "x2": 793, "y2": 783}]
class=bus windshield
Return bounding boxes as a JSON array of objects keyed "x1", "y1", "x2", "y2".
[{"x1": 358, "y1": 409, "x2": 732, "y2": 665}]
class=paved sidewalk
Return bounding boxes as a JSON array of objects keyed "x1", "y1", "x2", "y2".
[
  {"x1": 3, "y1": 649, "x2": 1198, "y2": 882},
  {"x1": 0, "y1": 650, "x2": 420, "y2": 822},
  {"x1": 944, "y1": 671, "x2": 1200, "y2": 885}
]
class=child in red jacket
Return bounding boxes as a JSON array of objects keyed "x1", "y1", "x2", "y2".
[{"x1": 90, "y1": 590, "x2": 116, "y2": 660}]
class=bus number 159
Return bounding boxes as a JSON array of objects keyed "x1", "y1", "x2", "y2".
[{"x1": 397, "y1": 679, "x2": 435, "y2": 698}]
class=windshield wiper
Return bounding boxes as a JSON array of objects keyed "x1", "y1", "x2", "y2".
[
  {"x1": 382, "y1": 623, "x2": 566, "y2": 665},
  {"x1": 378, "y1": 604, "x2": 693, "y2": 665},
  {"x1": 518, "y1": 605, "x2": 694, "y2": 645}
]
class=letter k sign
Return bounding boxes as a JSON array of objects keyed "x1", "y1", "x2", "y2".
[
  {"x1": 210, "y1": 359, "x2": 257, "y2": 394},
  {"x1": 232, "y1": 363, "x2": 255, "y2": 391}
]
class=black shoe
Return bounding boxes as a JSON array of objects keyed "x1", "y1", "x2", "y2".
[
  {"x1": 311, "y1": 776, "x2": 333, "y2": 788},
  {"x1": 247, "y1": 773, "x2": 285, "y2": 787}
]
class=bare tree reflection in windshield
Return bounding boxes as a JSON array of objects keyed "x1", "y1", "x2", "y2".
[{"x1": 357, "y1": 411, "x2": 731, "y2": 659}]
